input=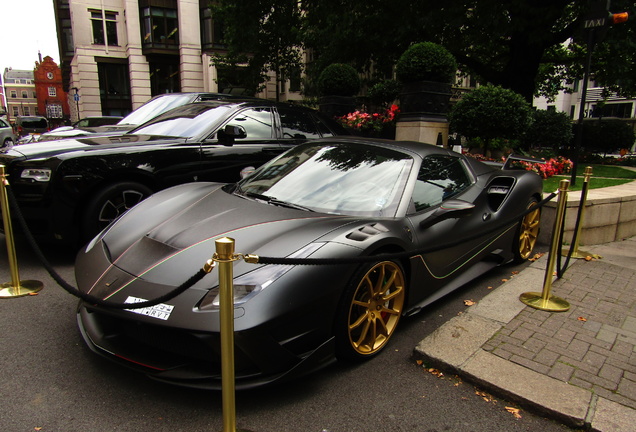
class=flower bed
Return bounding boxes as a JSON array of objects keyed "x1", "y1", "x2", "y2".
[
  {"x1": 467, "y1": 153, "x2": 572, "y2": 179},
  {"x1": 338, "y1": 105, "x2": 399, "y2": 136}
]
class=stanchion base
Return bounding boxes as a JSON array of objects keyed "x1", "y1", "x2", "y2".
[
  {"x1": 520, "y1": 292, "x2": 570, "y2": 312},
  {"x1": 0, "y1": 280, "x2": 44, "y2": 298},
  {"x1": 561, "y1": 247, "x2": 602, "y2": 260}
]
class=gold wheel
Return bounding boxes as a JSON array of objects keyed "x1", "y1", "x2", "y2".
[
  {"x1": 517, "y1": 201, "x2": 540, "y2": 260},
  {"x1": 345, "y1": 261, "x2": 405, "y2": 357}
]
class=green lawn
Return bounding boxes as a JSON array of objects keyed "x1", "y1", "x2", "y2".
[{"x1": 543, "y1": 164, "x2": 636, "y2": 192}]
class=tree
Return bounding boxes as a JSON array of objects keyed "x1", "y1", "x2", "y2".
[
  {"x1": 449, "y1": 85, "x2": 533, "y2": 155},
  {"x1": 213, "y1": 1, "x2": 636, "y2": 102},
  {"x1": 209, "y1": 0, "x2": 304, "y2": 99}
]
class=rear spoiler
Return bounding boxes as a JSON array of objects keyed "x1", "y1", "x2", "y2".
[{"x1": 502, "y1": 154, "x2": 546, "y2": 170}]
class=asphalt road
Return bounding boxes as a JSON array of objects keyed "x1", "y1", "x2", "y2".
[{"x1": 0, "y1": 236, "x2": 575, "y2": 432}]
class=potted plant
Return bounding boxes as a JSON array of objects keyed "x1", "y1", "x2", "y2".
[
  {"x1": 317, "y1": 63, "x2": 360, "y2": 118},
  {"x1": 395, "y1": 42, "x2": 457, "y2": 121}
]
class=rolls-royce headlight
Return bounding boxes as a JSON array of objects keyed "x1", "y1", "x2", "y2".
[
  {"x1": 199, "y1": 242, "x2": 325, "y2": 310},
  {"x1": 21, "y1": 168, "x2": 52, "y2": 182}
]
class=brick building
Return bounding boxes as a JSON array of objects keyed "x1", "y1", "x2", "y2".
[{"x1": 34, "y1": 56, "x2": 70, "y2": 129}]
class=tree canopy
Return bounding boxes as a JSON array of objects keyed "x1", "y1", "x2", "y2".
[{"x1": 209, "y1": 0, "x2": 636, "y2": 101}]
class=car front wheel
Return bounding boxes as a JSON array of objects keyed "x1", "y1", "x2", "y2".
[
  {"x1": 82, "y1": 181, "x2": 153, "y2": 241},
  {"x1": 335, "y1": 260, "x2": 406, "y2": 361}
]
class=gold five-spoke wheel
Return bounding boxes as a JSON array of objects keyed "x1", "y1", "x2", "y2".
[
  {"x1": 344, "y1": 261, "x2": 405, "y2": 357},
  {"x1": 517, "y1": 200, "x2": 541, "y2": 261}
]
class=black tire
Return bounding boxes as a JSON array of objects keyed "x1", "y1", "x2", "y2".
[
  {"x1": 513, "y1": 197, "x2": 541, "y2": 263},
  {"x1": 82, "y1": 181, "x2": 153, "y2": 241},
  {"x1": 335, "y1": 260, "x2": 406, "y2": 362},
  {"x1": 2, "y1": 138, "x2": 13, "y2": 148}
]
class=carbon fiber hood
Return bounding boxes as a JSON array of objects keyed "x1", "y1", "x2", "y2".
[{"x1": 98, "y1": 183, "x2": 360, "y2": 286}]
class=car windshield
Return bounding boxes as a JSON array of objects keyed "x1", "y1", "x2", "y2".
[
  {"x1": 235, "y1": 142, "x2": 413, "y2": 217},
  {"x1": 117, "y1": 94, "x2": 197, "y2": 126},
  {"x1": 130, "y1": 103, "x2": 233, "y2": 138}
]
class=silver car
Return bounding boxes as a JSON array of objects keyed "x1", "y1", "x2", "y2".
[{"x1": 0, "y1": 117, "x2": 16, "y2": 148}]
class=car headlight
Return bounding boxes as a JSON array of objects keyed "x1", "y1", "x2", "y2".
[
  {"x1": 21, "y1": 168, "x2": 52, "y2": 182},
  {"x1": 199, "y1": 242, "x2": 325, "y2": 310}
]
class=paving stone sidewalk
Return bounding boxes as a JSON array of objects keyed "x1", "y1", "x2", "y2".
[{"x1": 414, "y1": 237, "x2": 636, "y2": 432}]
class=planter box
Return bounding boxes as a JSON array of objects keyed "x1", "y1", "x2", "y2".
[
  {"x1": 398, "y1": 81, "x2": 452, "y2": 122},
  {"x1": 539, "y1": 181, "x2": 636, "y2": 246}
]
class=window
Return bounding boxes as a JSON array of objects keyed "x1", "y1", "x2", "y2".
[
  {"x1": 224, "y1": 108, "x2": 273, "y2": 140},
  {"x1": 278, "y1": 107, "x2": 321, "y2": 139},
  {"x1": 200, "y1": 5, "x2": 225, "y2": 50},
  {"x1": 23, "y1": 107, "x2": 30, "y2": 116},
  {"x1": 591, "y1": 102, "x2": 633, "y2": 119},
  {"x1": 141, "y1": 7, "x2": 178, "y2": 49},
  {"x1": 22, "y1": 91, "x2": 28, "y2": 98},
  {"x1": 91, "y1": 10, "x2": 118, "y2": 45},
  {"x1": 10, "y1": 91, "x2": 17, "y2": 98},
  {"x1": 12, "y1": 107, "x2": 19, "y2": 117},
  {"x1": 411, "y1": 156, "x2": 471, "y2": 213},
  {"x1": 97, "y1": 61, "x2": 132, "y2": 116},
  {"x1": 289, "y1": 67, "x2": 302, "y2": 93},
  {"x1": 149, "y1": 60, "x2": 181, "y2": 95},
  {"x1": 47, "y1": 105, "x2": 63, "y2": 118},
  {"x1": 48, "y1": 87, "x2": 57, "y2": 97}
]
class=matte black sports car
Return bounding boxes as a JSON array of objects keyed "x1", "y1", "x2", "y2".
[
  {"x1": 75, "y1": 138, "x2": 543, "y2": 389},
  {"x1": 0, "y1": 99, "x2": 346, "y2": 244}
]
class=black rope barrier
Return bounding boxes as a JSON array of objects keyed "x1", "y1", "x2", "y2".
[
  {"x1": 6, "y1": 185, "x2": 208, "y2": 309},
  {"x1": 555, "y1": 180, "x2": 589, "y2": 278},
  {"x1": 4, "y1": 181, "x2": 558, "y2": 308}
]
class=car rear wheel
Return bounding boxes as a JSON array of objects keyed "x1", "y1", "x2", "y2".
[
  {"x1": 82, "y1": 181, "x2": 153, "y2": 241},
  {"x1": 514, "y1": 198, "x2": 541, "y2": 262},
  {"x1": 335, "y1": 260, "x2": 406, "y2": 361},
  {"x1": 2, "y1": 138, "x2": 13, "y2": 148}
]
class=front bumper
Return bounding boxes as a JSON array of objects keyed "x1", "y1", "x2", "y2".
[{"x1": 77, "y1": 303, "x2": 336, "y2": 390}]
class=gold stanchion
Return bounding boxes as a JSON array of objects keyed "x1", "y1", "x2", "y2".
[
  {"x1": 0, "y1": 165, "x2": 43, "y2": 298},
  {"x1": 520, "y1": 180, "x2": 570, "y2": 312},
  {"x1": 562, "y1": 166, "x2": 602, "y2": 260},
  {"x1": 213, "y1": 237, "x2": 254, "y2": 432}
]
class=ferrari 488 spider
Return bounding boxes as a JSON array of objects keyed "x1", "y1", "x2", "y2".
[{"x1": 75, "y1": 137, "x2": 543, "y2": 389}]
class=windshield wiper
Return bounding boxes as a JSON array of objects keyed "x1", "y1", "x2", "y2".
[{"x1": 241, "y1": 191, "x2": 313, "y2": 212}]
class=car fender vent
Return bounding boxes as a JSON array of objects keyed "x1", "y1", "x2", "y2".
[
  {"x1": 346, "y1": 223, "x2": 389, "y2": 241},
  {"x1": 486, "y1": 177, "x2": 515, "y2": 212}
]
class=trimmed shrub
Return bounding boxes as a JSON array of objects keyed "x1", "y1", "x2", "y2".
[
  {"x1": 395, "y1": 42, "x2": 457, "y2": 84},
  {"x1": 317, "y1": 64, "x2": 361, "y2": 97}
]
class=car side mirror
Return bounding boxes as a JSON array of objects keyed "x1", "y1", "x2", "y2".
[
  {"x1": 218, "y1": 124, "x2": 247, "y2": 146},
  {"x1": 240, "y1": 166, "x2": 256, "y2": 179},
  {"x1": 419, "y1": 199, "x2": 475, "y2": 229}
]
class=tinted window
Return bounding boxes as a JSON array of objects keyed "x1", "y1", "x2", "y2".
[
  {"x1": 226, "y1": 108, "x2": 273, "y2": 139},
  {"x1": 411, "y1": 155, "x2": 471, "y2": 212},
  {"x1": 278, "y1": 107, "x2": 321, "y2": 139},
  {"x1": 20, "y1": 118, "x2": 48, "y2": 129}
]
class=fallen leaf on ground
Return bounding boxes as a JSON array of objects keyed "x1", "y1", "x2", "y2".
[
  {"x1": 501, "y1": 278, "x2": 509, "y2": 282},
  {"x1": 464, "y1": 299, "x2": 476, "y2": 306},
  {"x1": 578, "y1": 316, "x2": 588, "y2": 322},
  {"x1": 427, "y1": 368, "x2": 444, "y2": 378},
  {"x1": 505, "y1": 407, "x2": 522, "y2": 419},
  {"x1": 585, "y1": 256, "x2": 593, "y2": 261},
  {"x1": 487, "y1": 286, "x2": 494, "y2": 290}
]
